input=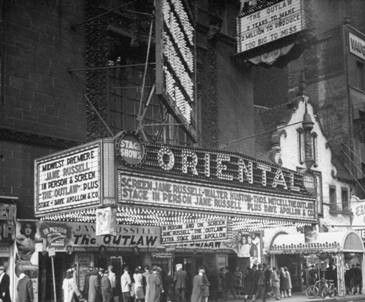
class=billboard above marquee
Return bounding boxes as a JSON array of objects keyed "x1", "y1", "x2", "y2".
[
  {"x1": 34, "y1": 139, "x2": 115, "y2": 217},
  {"x1": 237, "y1": 0, "x2": 304, "y2": 55},
  {"x1": 155, "y1": 0, "x2": 197, "y2": 140}
]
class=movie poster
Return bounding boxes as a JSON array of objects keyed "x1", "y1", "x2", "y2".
[
  {"x1": 15, "y1": 220, "x2": 42, "y2": 302},
  {"x1": 233, "y1": 231, "x2": 262, "y2": 270}
]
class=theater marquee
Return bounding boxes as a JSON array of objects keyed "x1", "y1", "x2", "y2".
[{"x1": 118, "y1": 172, "x2": 316, "y2": 222}]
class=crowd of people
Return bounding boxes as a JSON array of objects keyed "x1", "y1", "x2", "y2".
[{"x1": 61, "y1": 263, "x2": 294, "y2": 302}]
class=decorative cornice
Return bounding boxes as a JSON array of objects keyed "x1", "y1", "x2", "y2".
[{"x1": 0, "y1": 127, "x2": 81, "y2": 149}]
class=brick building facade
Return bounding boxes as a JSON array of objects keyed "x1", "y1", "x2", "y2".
[
  {"x1": 0, "y1": 0, "x2": 255, "y2": 219},
  {"x1": 252, "y1": 0, "x2": 365, "y2": 197}
]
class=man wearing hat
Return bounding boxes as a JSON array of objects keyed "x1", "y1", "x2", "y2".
[
  {"x1": 174, "y1": 264, "x2": 187, "y2": 302},
  {"x1": 0, "y1": 265, "x2": 10, "y2": 302}
]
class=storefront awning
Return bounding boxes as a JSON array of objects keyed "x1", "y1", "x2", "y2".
[{"x1": 269, "y1": 231, "x2": 365, "y2": 254}]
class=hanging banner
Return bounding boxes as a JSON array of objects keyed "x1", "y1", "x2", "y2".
[
  {"x1": 161, "y1": 219, "x2": 227, "y2": 244},
  {"x1": 95, "y1": 207, "x2": 117, "y2": 236},
  {"x1": 118, "y1": 172, "x2": 316, "y2": 222},
  {"x1": 39, "y1": 222, "x2": 161, "y2": 249},
  {"x1": 34, "y1": 141, "x2": 102, "y2": 216}
]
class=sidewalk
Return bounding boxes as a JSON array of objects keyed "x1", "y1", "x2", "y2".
[{"x1": 226, "y1": 293, "x2": 365, "y2": 302}]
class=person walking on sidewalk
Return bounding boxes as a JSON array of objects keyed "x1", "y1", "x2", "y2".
[
  {"x1": 270, "y1": 268, "x2": 280, "y2": 300},
  {"x1": 284, "y1": 267, "x2": 292, "y2": 297},
  {"x1": 255, "y1": 264, "x2": 266, "y2": 302}
]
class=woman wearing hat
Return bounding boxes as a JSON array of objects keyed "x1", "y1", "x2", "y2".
[{"x1": 62, "y1": 268, "x2": 81, "y2": 302}]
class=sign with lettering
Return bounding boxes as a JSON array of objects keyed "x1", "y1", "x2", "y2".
[
  {"x1": 349, "y1": 32, "x2": 365, "y2": 61},
  {"x1": 351, "y1": 199, "x2": 365, "y2": 227},
  {"x1": 39, "y1": 222, "x2": 161, "y2": 249},
  {"x1": 116, "y1": 132, "x2": 145, "y2": 166},
  {"x1": 118, "y1": 172, "x2": 316, "y2": 221},
  {"x1": 156, "y1": 0, "x2": 196, "y2": 140},
  {"x1": 34, "y1": 142, "x2": 102, "y2": 215},
  {"x1": 161, "y1": 219, "x2": 227, "y2": 244},
  {"x1": 237, "y1": 0, "x2": 303, "y2": 54},
  {"x1": 123, "y1": 143, "x2": 310, "y2": 196}
]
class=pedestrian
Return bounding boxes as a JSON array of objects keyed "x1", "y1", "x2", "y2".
[
  {"x1": 216, "y1": 268, "x2": 225, "y2": 302},
  {"x1": 270, "y1": 268, "x2": 280, "y2": 300},
  {"x1": 284, "y1": 267, "x2": 292, "y2": 297},
  {"x1": 101, "y1": 269, "x2": 112, "y2": 302},
  {"x1": 354, "y1": 264, "x2": 362, "y2": 294},
  {"x1": 224, "y1": 267, "x2": 236, "y2": 299},
  {"x1": 0, "y1": 265, "x2": 11, "y2": 302},
  {"x1": 279, "y1": 267, "x2": 286, "y2": 298},
  {"x1": 82, "y1": 266, "x2": 94, "y2": 300},
  {"x1": 202, "y1": 269, "x2": 210, "y2": 302},
  {"x1": 255, "y1": 264, "x2": 266, "y2": 302},
  {"x1": 244, "y1": 266, "x2": 255, "y2": 301},
  {"x1": 146, "y1": 266, "x2": 162, "y2": 302},
  {"x1": 233, "y1": 267, "x2": 243, "y2": 297},
  {"x1": 62, "y1": 268, "x2": 81, "y2": 302},
  {"x1": 88, "y1": 267, "x2": 101, "y2": 302},
  {"x1": 133, "y1": 266, "x2": 145, "y2": 302},
  {"x1": 121, "y1": 266, "x2": 132, "y2": 302},
  {"x1": 108, "y1": 264, "x2": 118, "y2": 302},
  {"x1": 16, "y1": 266, "x2": 33, "y2": 302},
  {"x1": 174, "y1": 263, "x2": 187, "y2": 302},
  {"x1": 264, "y1": 265, "x2": 272, "y2": 298},
  {"x1": 191, "y1": 267, "x2": 204, "y2": 302}
]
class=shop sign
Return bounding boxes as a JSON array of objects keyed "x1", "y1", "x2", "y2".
[
  {"x1": 116, "y1": 132, "x2": 145, "y2": 166},
  {"x1": 349, "y1": 32, "x2": 365, "y2": 61},
  {"x1": 155, "y1": 0, "x2": 196, "y2": 139},
  {"x1": 237, "y1": 0, "x2": 303, "y2": 54},
  {"x1": 39, "y1": 222, "x2": 71, "y2": 247},
  {"x1": 124, "y1": 143, "x2": 309, "y2": 196},
  {"x1": 96, "y1": 207, "x2": 117, "y2": 236},
  {"x1": 40, "y1": 222, "x2": 161, "y2": 249},
  {"x1": 152, "y1": 252, "x2": 173, "y2": 258},
  {"x1": 118, "y1": 172, "x2": 316, "y2": 221},
  {"x1": 166, "y1": 240, "x2": 227, "y2": 249},
  {"x1": 34, "y1": 141, "x2": 102, "y2": 215},
  {"x1": 161, "y1": 219, "x2": 227, "y2": 244}
]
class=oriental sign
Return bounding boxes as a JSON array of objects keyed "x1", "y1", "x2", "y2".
[
  {"x1": 237, "y1": 0, "x2": 303, "y2": 54},
  {"x1": 34, "y1": 141, "x2": 102, "y2": 216},
  {"x1": 118, "y1": 172, "x2": 316, "y2": 222},
  {"x1": 156, "y1": 0, "x2": 196, "y2": 140},
  {"x1": 122, "y1": 143, "x2": 309, "y2": 196}
]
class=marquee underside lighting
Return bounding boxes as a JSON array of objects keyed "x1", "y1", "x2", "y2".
[{"x1": 40, "y1": 205, "x2": 307, "y2": 232}]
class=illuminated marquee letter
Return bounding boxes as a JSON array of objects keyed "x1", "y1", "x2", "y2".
[
  {"x1": 181, "y1": 149, "x2": 198, "y2": 175},
  {"x1": 238, "y1": 158, "x2": 253, "y2": 184},
  {"x1": 256, "y1": 163, "x2": 271, "y2": 187},
  {"x1": 204, "y1": 153, "x2": 211, "y2": 177},
  {"x1": 289, "y1": 173, "x2": 300, "y2": 192},
  {"x1": 157, "y1": 147, "x2": 175, "y2": 171},
  {"x1": 216, "y1": 154, "x2": 233, "y2": 181},
  {"x1": 272, "y1": 169, "x2": 288, "y2": 190}
]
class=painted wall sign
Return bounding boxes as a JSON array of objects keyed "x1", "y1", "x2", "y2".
[
  {"x1": 123, "y1": 143, "x2": 309, "y2": 196},
  {"x1": 118, "y1": 172, "x2": 316, "y2": 221},
  {"x1": 34, "y1": 142, "x2": 102, "y2": 215},
  {"x1": 161, "y1": 219, "x2": 227, "y2": 244},
  {"x1": 349, "y1": 32, "x2": 365, "y2": 61},
  {"x1": 352, "y1": 199, "x2": 365, "y2": 227},
  {"x1": 237, "y1": 0, "x2": 303, "y2": 54},
  {"x1": 156, "y1": 0, "x2": 196, "y2": 139},
  {"x1": 40, "y1": 222, "x2": 161, "y2": 249}
]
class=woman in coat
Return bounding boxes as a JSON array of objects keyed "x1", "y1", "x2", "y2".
[
  {"x1": 146, "y1": 266, "x2": 162, "y2": 302},
  {"x1": 101, "y1": 269, "x2": 112, "y2": 302},
  {"x1": 191, "y1": 267, "x2": 204, "y2": 302},
  {"x1": 201, "y1": 271, "x2": 210, "y2": 302},
  {"x1": 133, "y1": 267, "x2": 145, "y2": 302},
  {"x1": 284, "y1": 267, "x2": 292, "y2": 297},
  {"x1": 88, "y1": 269, "x2": 101, "y2": 302},
  {"x1": 62, "y1": 269, "x2": 81, "y2": 302}
]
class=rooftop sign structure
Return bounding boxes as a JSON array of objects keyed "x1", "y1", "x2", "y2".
[{"x1": 237, "y1": 0, "x2": 304, "y2": 56}]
